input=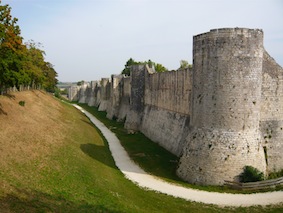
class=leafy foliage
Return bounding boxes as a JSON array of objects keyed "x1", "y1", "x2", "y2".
[
  {"x1": 18, "y1": 100, "x2": 25, "y2": 106},
  {"x1": 154, "y1": 63, "x2": 167, "y2": 72},
  {"x1": 121, "y1": 58, "x2": 168, "y2": 76},
  {"x1": 268, "y1": 169, "x2": 283, "y2": 179},
  {"x1": 121, "y1": 58, "x2": 139, "y2": 76},
  {"x1": 179, "y1": 60, "x2": 192, "y2": 70},
  {"x1": 77, "y1": 80, "x2": 85, "y2": 86},
  {"x1": 240, "y1": 166, "x2": 264, "y2": 183},
  {"x1": 54, "y1": 87, "x2": 61, "y2": 99},
  {"x1": 0, "y1": 1, "x2": 57, "y2": 93}
]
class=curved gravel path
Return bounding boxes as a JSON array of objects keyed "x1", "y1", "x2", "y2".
[{"x1": 74, "y1": 105, "x2": 283, "y2": 207}]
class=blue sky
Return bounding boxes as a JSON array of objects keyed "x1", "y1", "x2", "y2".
[{"x1": 3, "y1": 0, "x2": 283, "y2": 82}]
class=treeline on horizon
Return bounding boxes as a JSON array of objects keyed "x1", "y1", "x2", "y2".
[
  {"x1": 0, "y1": 1, "x2": 58, "y2": 94},
  {"x1": 121, "y1": 58, "x2": 192, "y2": 76}
]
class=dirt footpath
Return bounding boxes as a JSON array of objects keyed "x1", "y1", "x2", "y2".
[{"x1": 74, "y1": 105, "x2": 283, "y2": 207}]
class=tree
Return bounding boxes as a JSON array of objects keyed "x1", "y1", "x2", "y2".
[
  {"x1": 0, "y1": 1, "x2": 58, "y2": 93},
  {"x1": 0, "y1": 1, "x2": 25, "y2": 91},
  {"x1": 77, "y1": 80, "x2": 85, "y2": 86},
  {"x1": 121, "y1": 58, "x2": 168, "y2": 75},
  {"x1": 155, "y1": 63, "x2": 167, "y2": 73},
  {"x1": 121, "y1": 58, "x2": 137, "y2": 76},
  {"x1": 23, "y1": 41, "x2": 47, "y2": 89},
  {"x1": 179, "y1": 60, "x2": 192, "y2": 70},
  {"x1": 42, "y1": 62, "x2": 58, "y2": 92}
]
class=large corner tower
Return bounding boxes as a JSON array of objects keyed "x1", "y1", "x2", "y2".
[{"x1": 177, "y1": 28, "x2": 266, "y2": 185}]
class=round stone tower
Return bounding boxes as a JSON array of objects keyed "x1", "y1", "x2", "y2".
[{"x1": 177, "y1": 28, "x2": 266, "y2": 185}]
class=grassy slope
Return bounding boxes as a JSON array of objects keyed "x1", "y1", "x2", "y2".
[{"x1": 0, "y1": 91, "x2": 281, "y2": 212}]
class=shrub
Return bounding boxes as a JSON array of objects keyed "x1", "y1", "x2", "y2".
[
  {"x1": 19, "y1": 101, "x2": 25, "y2": 107},
  {"x1": 239, "y1": 166, "x2": 264, "y2": 183},
  {"x1": 54, "y1": 88, "x2": 61, "y2": 98},
  {"x1": 268, "y1": 169, "x2": 283, "y2": 179}
]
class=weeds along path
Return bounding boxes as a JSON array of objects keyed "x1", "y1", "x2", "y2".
[{"x1": 73, "y1": 104, "x2": 283, "y2": 207}]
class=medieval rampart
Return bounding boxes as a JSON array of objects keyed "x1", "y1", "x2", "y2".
[
  {"x1": 177, "y1": 28, "x2": 266, "y2": 185},
  {"x1": 68, "y1": 28, "x2": 283, "y2": 185},
  {"x1": 260, "y1": 50, "x2": 283, "y2": 173},
  {"x1": 140, "y1": 68, "x2": 192, "y2": 155},
  {"x1": 144, "y1": 69, "x2": 191, "y2": 115}
]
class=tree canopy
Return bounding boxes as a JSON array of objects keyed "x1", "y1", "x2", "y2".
[
  {"x1": 121, "y1": 58, "x2": 168, "y2": 76},
  {"x1": 121, "y1": 58, "x2": 137, "y2": 76},
  {"x1": 0, "y1": 1, "x2": 58, "y2": 93},
  {"x1": 179, "y1": 60, "x2": 192, "y2": 70}
]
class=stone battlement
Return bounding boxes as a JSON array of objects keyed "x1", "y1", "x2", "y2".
[{"x1": 68, "y1": 28, "x2": 283, "y2": 185}]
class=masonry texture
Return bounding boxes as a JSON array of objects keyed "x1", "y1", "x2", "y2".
[
  {"x1": 177, "y1": 28, "x2": 266, "y2": 185},
  {"x1": 68, "y1": 28, "x2": 283, "y2": 185}
]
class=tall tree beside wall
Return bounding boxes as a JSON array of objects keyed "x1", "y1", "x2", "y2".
[{"x1": 0, "y1": 1, "x2": 58, "y2": 93}]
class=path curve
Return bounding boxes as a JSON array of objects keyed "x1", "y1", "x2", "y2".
[{"x1": 74, "y1": 105, "x2": 283, "y2": 207}]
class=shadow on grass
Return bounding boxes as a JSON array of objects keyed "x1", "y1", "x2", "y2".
[
  {"x1": 77, "y1": 103, "x2": 181, "y2": 179},
  {"x1": 0, "y1": 188, "x2": 117, "y2": 213},
  {"x1": 80, "y1": 119, "x2": 97, "y2": 128},
  {"x1": 3, "y1": 93, "x2": 15, "y2": 100},
  {"x1": 80, "y1": 143, "x2": 117, "y2": 170},
  {"x1": 0, "y1": 104, "x2": 7, "y2": 115}
]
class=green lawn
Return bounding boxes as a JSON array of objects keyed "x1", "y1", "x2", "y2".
[
  {"x1": 0, "y1": 97, "x2": 282, "y2": 212},
  {"x1": 78, "y1": 104, "x2": 283, "y2": 194}
]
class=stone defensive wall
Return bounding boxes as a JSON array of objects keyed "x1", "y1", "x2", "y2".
[
  {"x1": 124, "y1": 65, "x2": 192, "y2": 156},
  {"x1": 177, "y1": 28, "x2": 266, "y2": 185},
  {"x1": 261, "y1": 50, "x2": 283, "y2": 173},
  {"x1": 68, "y1": 28, "x2": 283, "y2": 186},
  {"x1": 142, "y1": 67, "x2": 192, "y2": 155}
]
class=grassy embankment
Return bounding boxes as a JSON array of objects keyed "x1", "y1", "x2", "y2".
[{"x1": 0, "y1": 91, "x2": 282, "y2": 212}]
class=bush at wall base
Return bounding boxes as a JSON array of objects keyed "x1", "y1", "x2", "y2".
[{"x1": 240, "y1": 166, "x2": 264, "y2": 183}]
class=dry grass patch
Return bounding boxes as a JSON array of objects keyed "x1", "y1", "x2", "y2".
[{"x1": 0, "y1": 91, "x2": 68, "y2": 192}]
